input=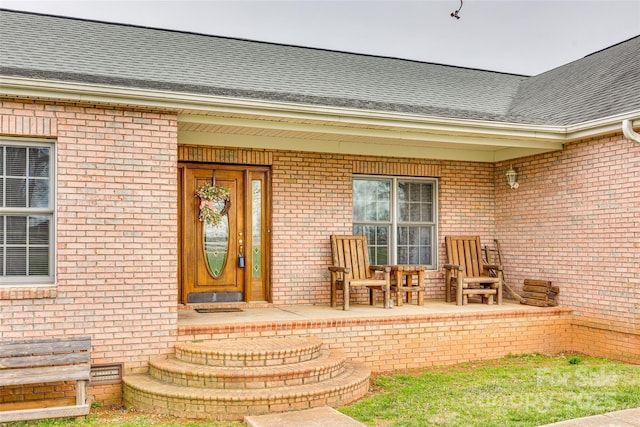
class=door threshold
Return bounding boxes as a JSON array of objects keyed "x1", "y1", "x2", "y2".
[
  {"x1": 194, "y1": 307, "x2": 243, "y2": 313},
  {"x1": 178, "y1": 301, "x2": 273, "y2": 311}
]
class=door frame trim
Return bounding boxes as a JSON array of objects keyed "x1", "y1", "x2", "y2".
[{"x1": 178, "y1": 162, "x2": 272, "y2": 304}]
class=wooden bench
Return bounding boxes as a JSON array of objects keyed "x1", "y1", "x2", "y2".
[{"x1": 0, "y1": 336, "x2": 91, "y2": 423}]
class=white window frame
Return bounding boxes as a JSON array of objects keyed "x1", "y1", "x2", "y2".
[
  {"x1": 1, "y1": 137, "x2": 56, "y2": 286},
  {"x1": 353, "y1": 175, "x2": 438, "y2": 269}
]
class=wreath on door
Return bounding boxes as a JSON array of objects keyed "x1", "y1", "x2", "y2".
[{"x1": 195, "y1": 182, "x2": 231, "y2": 226}]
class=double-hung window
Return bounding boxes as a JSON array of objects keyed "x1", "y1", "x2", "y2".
[
  {"x1": 353, "y1": 176, "x2": 437, "y2": 269},
  {"x1": 1, "y1": 139, "x2": 55, "y2": 286}
]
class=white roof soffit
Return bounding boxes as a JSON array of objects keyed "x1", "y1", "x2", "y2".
[{"x1": 2, "y1": 76, "x2": 637, "y2": 162}]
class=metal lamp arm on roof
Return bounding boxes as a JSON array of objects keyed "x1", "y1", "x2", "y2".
[{"x1": 451, "y1": 0, "x2": 463, "y2": 19}]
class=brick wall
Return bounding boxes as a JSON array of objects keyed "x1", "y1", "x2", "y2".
[
  {"x1": 178, "y1": 144, "x2": 497, "y2": 305},
  {"x1": 436, "y1": 161, "x2": 497, "y2": 299},
  {"x1": 268, "y1": 152, "x2": 496, "y2": 306},
  {"x1": 270, "y1": 151, "x2": 353, "y2": 305},
  {"x1": 178, "y1": 308, "x2": 573, "y2": 372},
  {"x1": 496, "y1": 132, "x2": 640, "y2": 363},
  {"x1": 0, "y1": 99, "x2": 179, "y2": 403},
  {"x1": 178, "y1": 145, "x2": 496, "y2": 306}
]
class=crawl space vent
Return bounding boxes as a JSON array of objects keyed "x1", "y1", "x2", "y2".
[{"x1": 90, "y1": 363, "x2": 123, "y2": 384}]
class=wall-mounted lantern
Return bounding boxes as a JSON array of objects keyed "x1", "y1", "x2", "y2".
[{"x1": 506, "y1": 165, "x2": 519, "y2": 189}]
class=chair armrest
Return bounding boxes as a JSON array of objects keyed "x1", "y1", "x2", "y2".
[
  {"x1": 443, "y1": 264, "x2": 463, "y2": 271},
  {"x1": 483, "y1": 264, "x2": 503, "y2": 271},
  {"x1": 369, "y1": 265, "x2": 391, "y2": 287},
  {"x1": 328, "y1": 266, "x2": 351, "y2": 274}
]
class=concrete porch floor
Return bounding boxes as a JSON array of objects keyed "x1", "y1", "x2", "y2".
[{"x1": 177, "y1": 299, "x2": 542, "y2": 327}]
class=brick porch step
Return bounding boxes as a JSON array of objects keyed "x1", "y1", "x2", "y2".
[
  {"x1": 122, "y1": 336, "x2": 371, "y2": 421},
  {"x1": 175, "y1": 336, "x2": 324, "y2": 367},
  {"x1": 150, "y1": 349, "x2": 347, "y2": 388}
]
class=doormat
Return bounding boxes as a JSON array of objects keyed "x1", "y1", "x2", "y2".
[
  {"x1": 195, "y1": 308, "x2": 243, "y2": 313},
  {"x1": 187, "y1": 291, "x2": 243, "y2": 303}
]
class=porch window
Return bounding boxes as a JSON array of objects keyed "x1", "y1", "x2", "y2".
[
  {"x1": 353, "y1": 176, "x2": 437, "y2": 269},
  {"x1": 0, "y1": 139, "x2": 55, "y2": 286}
]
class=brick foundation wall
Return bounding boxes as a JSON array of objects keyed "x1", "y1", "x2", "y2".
[
  {"x1": 0, "y1": 382, "x2": 121, "y2": 410},
  {"x1": 496, "y1": 133, "x2": 640, "y2": 364},
  {"x1": 0, "y1": 383, "x2": 76, "y2": 406},
  {"x1": 178, "y1": 307, "x2": 573, "y2": 372},
  {"x1": 90, "y1": 383, "x2": 123, "y2": 407},
  {"x1": 0, "y1": 99, "x2": 179, "y2": 404},
  {"x1": 572, "y1": 320, "x2": 640, "y2": 363}
]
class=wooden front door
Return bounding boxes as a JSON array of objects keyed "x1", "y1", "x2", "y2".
[{"x1": 178, "y1": 163, "x2": 270, "y2": 304}]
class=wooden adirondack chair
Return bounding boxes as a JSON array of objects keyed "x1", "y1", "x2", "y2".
[
  {"x1": 444, "y1": 236, "x2": 503, "y2": 305},
  {"x1": 329, "y1": 235, "x2": 391, "y2": 310}
]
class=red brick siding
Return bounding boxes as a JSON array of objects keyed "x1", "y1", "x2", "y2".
[
  {"x1": 435, "y1": 161, "x2": 497, "y2": 298},
  {"x1": 0, "y1": 99, "x2": 179, "y2": 403},
  {"x1": 496, "y1": 133, "x2": 640, "y2": 363},
  {"x1": 267, "y1": 153, "x2": 496, "y2": 306},
  {"x1": 271, "y1": 151, "x2": 353, "y2": 305}
]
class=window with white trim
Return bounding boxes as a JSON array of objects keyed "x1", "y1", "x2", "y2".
[
  {"x1": 1, "y1": 139, "x2": 55, "y2": 285},
  {"x1": 353, "y1": 176, "x2": 437, "y2": 269}
]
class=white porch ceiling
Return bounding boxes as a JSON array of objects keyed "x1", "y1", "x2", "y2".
[{"x1": 177, "y1": 112, "x2": 565, "y2": 163}]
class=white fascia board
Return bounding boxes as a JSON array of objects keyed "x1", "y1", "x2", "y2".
[
  {"x1": 177, "y1": 114, "x2": 564, "y2": 150},
  {"x1": 2, "y1": 76, "x2": 634, "y2": 151},
  {"x1": 565, "y1": 112, "x2": 640, "y2": 140},
  {"x1": 0, "y1": 76, "x2": 562, "y2": 140},
  {"x1": 178, "y1": 108, "x2": 571, "y2": 145}
]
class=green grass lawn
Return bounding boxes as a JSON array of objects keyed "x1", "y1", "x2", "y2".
[
  {"x1": 340, "y1": 353, "x2": 640, "y2": 426},
  {"x1": 9, "y1": 354, "x2": 640, "y2": 427},
  {"x1": 6, "y1": 409, "x2": 243, "y2": 427}
]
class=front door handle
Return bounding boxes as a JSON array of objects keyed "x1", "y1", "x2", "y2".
[{"x1": 238, "y1": 239, "x2": 245, "y2": 268}]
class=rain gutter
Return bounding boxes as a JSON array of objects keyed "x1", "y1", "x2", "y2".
[
  {"x1": 1, "y1": 75, "x2": 638, "y2": 150},
  {"x1": 622, "y1": 119, "x2": 640, "y2": 143}
]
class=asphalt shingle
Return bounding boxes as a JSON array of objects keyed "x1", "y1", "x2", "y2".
[
  {"x1": 507, "y1": 36, "x2": 640, "y2": 125},
  {"x1": 1, "y1": 9, "x2": 638, "y2": 126}
]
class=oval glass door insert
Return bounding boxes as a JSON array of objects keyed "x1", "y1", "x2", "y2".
[{"x1": 203, "y1": 203, "x2": 229, "y2": 278}]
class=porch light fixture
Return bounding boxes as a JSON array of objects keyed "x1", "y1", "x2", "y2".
[{"x1": 506, "y1": 165, "x2": 519, "y2": 189}]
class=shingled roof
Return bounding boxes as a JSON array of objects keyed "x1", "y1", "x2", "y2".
[
  {"x1": 507, "y1": 37, "x2": 640, "y2": 125},
  {"x1": 1, "y1": 9, "x2": 639, "y2": 126}
]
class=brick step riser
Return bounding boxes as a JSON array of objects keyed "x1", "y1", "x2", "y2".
[
  {"x1": 175, "y1": 340, "x2": 323, "y2": 367},
  {"x1": 175, "y1": 349, "x2": 319, "y2": 367},
  {"x1": 148, "y1": 351, "x2": 347, "y2": 389},
  {"x1": 123, "y1": 364, "x2": 370, "y2": 421}
]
